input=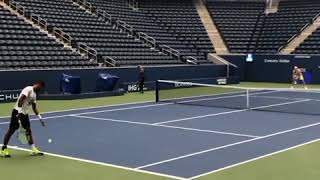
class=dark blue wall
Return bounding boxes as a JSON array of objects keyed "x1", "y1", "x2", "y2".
[
  {"x1": 223, "y1": 54, "x2": 320, "y2": 83},
  {"x1": 0, "y1": 65, "x2": 228, "y2": 93}
]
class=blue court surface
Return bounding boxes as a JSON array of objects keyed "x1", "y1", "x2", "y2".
[{"x1": 1, "y1": 94, "x2": 320, "y2": 179}]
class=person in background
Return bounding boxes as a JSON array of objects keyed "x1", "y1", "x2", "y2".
[
  {"x1": 138, "y1": 65, "x2": 145, "y2": 94},
  {"x1": 291, "y1": 66, "x2": 307, "y2": 90}
]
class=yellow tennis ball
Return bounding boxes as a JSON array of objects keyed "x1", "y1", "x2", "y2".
[{"x1": 48, "y1": 138, "x2": 53, "y2": 144}]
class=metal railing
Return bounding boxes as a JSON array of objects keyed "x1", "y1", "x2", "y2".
[
  {"x1": 30, "y1": 14, "x2": 48, "y2": 30},
  {"x1": 117, "y1": 20, "x2": 134, "y2": 36},
  {"x1": 138, "y1": 32, "x2": 156, "y2": 49},
  {"x1": 53, "y1": 28, "x2": 72, "y2": 46},
  {"x1": 74, "y1": 0, "x2": 93, "y2": 12},
  {"x1": 162, "y1": 45, "x2": 181, "y2": 60},
  {"x1": 127, "y1": 0, "x2": 139, "y2": 10},
  {"x1": 78, "y1": 43, "x2": 98, "y2": 62},
  {"x1": 312, "y1": 12, "x2": 320, "y2": 22},
  {"x1": 278, "y1": 12, "x2": 320, "y2": 52},
  {"x1": 102, "y1": 56, "x2": 116, "y2": 67},
  {"x1": 186, "y1": 56, "x2": 198, "y2": 65},
  {"x1": 9, "y1": 1, "x2": 25, "y2": 16},
  {"x1": 208, "y1": 53, "x2": 237, "y2": 78},
  {"x1": 96, "y1": 9, "x2": 112, "y2": 24}
]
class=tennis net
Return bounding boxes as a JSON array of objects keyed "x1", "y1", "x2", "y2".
[{"x1": 155, "y1": 80, "x2": 320, "y2": 115}]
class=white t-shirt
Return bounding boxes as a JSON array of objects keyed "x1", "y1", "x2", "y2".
[{"x1": 14, "y1": 86, "x2": 37, "y2": 115}]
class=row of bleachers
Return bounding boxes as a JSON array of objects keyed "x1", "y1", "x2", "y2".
[
  {"x1": 206, "y1": 1, "x2": 265, "y2": 53},
  {"x1": 0, "y1": 4, "x2": 96, "y2": 70},
  {"x1": 137, "y1": 0, "x2": 214, "y2": 63},
  {"x1": 294, "y1": 27, "x2": 320, "y2": 54},
  {"x1": 207, "y1": 0, "x2": 320, "y2": 54},
  {"x1": 14, "y1": 0, "x2": 181, "y2": 66},
  {"x1": 86, "y1": 0, "x2": 214, "y2": 64}
]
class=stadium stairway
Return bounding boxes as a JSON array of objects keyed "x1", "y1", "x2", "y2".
[
  {"x1": 13, "y1": 0, "x2": 182, "y2": 66},
  {"x1": 195, "y1": 0, "x2": 228, "y2": 55},
  {"x1": 0, "y1": 1, "x2": 81, "y2": 55},
  {"x1": 0, "y1": 0, "x2": 98, "y2": 70},
  {"x1": 280, "y1": 16, "x2": 320, "y2": 54}
]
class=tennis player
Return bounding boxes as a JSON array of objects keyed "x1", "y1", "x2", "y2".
[
  {"x1": 1, "y1": 81, "x2": 45, "y2": 158},
  {"x1": 291, "y1": 66, "x2": 307, "y2": 90}
]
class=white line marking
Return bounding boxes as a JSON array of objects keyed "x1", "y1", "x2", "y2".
[
  {"x1": 154, "y1": 99, "x2": 311, "y2": 126},
  {"x1": 252, "y1": 95, "x2": 320, "y2": 102},
  {"x1": 0, "y1": 100, "x2": 154, "y2": 119},
  {"x1": 2, "y1": 144, "x2": 186, "y2": 180},
  {"x1": 251, "y1": 99, "x2": 311, "y2": 110},
  {"x1": 153, "y1": 109, "x2": 246, "y2": 125},
  {"x1": 72, "y1": 115, "x2": 258, "y2": 138},
  {"x1": 179, "y1": 90, "x2": 277, "y2": 104},
  {"x1": 251, "y1": 95, "x2": 304, "y2": 101},
  {"x1": 0, "y1": 103, "x2": 173, "y2": 126},
  {"x1": 135, "y1": 121, "x2": 320, "y2": 170},
  {"x1": 188, "y1": 138, "x2": 320, "y2": 179}
]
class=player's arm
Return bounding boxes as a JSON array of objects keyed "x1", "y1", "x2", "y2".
[
  {"x1": 32, "y1": 102, "x2": 39, "y2": 116},
  {"x1": 16, "y1": 95, "x2": 27, "y2": 118},
  {"x1": 32, "y1": 102, "x2": 45, "y2": 126}
]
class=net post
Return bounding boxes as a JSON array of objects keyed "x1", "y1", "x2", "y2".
[
  {"x1": 246, "y1": 89, "x2": 250, "y2": 109},
  {"x1": 155, "y1": 80, "x2": 159, "y2": 102}
]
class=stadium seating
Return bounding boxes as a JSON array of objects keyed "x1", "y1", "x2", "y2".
[
  {"x1": 87, "y1": 0, "x2": 214, "y2": 63},
  {"x1": 294, "y1": 27, "x2": 320, "y2": 54},
  {"x1": 0, "y1": 4, "x2": 97, "y2": 70},
  {"x1": 257, "y1": 0, "x2": 320, "y2": 53},
  {"x1": 137, "y1": 0, "x2": 214, "y2": 63},
  {"x1": 14, "y1": 0, "x2": 181, "y2": 66},
  {"x1": 206, "y1": 1, "x2": 265, "y2": 54},
  {"x1": 206, "y1": 0, "x2": 320, "y2": 54}
]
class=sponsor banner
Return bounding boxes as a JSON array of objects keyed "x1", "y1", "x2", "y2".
[
  {"x1": 0, "y1": 90, "x2": 20, "y2": 103},
  {"x1": 122, "y1": 77, "x2": 239, "y2": 92},
  {"x1": 224, "y1": 54, "x2": 320, "y2": 84}
]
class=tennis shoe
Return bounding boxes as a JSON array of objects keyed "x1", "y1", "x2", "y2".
[
  {"x1": 1, "y1": 149, "x2": 11, "y2": 158},
  {"x1": 31, "y1": 147, "x2": 44, "y2": 156}
]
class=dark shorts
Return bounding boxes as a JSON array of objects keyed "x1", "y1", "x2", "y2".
[{"x1": 10, "y1": 109, "x2": 30, "y2": 130}]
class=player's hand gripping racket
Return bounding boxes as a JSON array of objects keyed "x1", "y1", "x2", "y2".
[{"x1": 38, "y1": 114, "x2": 45, "y2": 127}]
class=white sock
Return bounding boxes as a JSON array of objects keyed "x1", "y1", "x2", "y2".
[{"x1": 30, "y1": 144, "x2": 36, "y2": 150}]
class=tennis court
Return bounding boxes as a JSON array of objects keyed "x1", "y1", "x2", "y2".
[{"x1": 1, "y1": 81, "x2": 320, "y2": 179}]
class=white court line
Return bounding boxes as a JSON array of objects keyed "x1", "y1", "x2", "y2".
[
  {"x1": 0, "y1": 102, "x2": 173, "y2": 126},
  {"x1": 72, "y1": 115, "x2": 258, "y2": 138},
  {"x1": 251, "y1": 99, "x2": 311, "y2": 110},
  {"x1": 2, "y1": 145, "x2": 186, "y2": 180},
  {"x1": 252, "y1": 95, "x2": 320, "y2": 102},
  {"x1": 154, "y1": 109, "x2": 246, "y2": 125},
  {"x1": 188, "y1": 138, "x2": 320, "y2": 179},
  {"x1": 179, "y1": 90, "x2": 277, "y2": 104},
  {"x1": 154, "y1": 99, "x2": 311, "y2": 125},
  {"x1": 0, "y1": 100, "x2": 154, "y2": 119},
  {"x1": 250, "y1": 95, "x2": 304, "y2": 100},
  {"x1": 135, "y1": 120, "x2": 320, "y2": 170}
]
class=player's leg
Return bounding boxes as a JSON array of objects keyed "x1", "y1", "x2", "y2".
[
  {"x1": 20, "y1": 114, "x2": 44, "y2": 156},
  {"x1": 291, "y1": 76, "x2": 297, "y2": 89},
  {"x1": 1, "y1": 109, "x2": 20, "y2": 158},
  {"x1": 139, "y1": 78, "x2": 144, "y2": 94},
  {"x1": 300, "y1": 76, "x2": 308, "y2": 89}
]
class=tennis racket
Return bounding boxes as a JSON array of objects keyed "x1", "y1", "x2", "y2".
[{"x1": 17, "y1": 121, "x2": 30, "y2": 145}]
